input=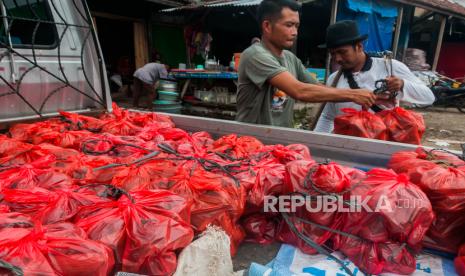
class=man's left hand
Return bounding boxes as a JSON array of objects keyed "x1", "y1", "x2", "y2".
[{"x1": 385, "y1": 77, "x2": 404, "y2": 93}]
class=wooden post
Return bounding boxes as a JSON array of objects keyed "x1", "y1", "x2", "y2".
[
  {"x1": 134, "y1": 22, "x2": 149, "y2": 69},
  {"x1": 312, "y1": 0, "x2": 338, "y2": 131},
  {"x1": 325, "y1": 0, "x2": 339, "y2": 82},
  {"x1": 392, "y1": 5, "x2": 403, "y2": 59},
  {"x1": 432, "y1": 15, "x2": 447, "y2": 72}
]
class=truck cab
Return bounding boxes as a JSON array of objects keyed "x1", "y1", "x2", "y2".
[{"x1": 0, "y1": 0, "x2": 110, "y2": 126}]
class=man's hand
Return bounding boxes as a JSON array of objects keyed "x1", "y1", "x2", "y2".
[
  {"x1": 350, "y1": 89, "x2": 377, "y2": 109},
  {"x1": 386, "y1": 77, "x2": 404, "y2": 93}
]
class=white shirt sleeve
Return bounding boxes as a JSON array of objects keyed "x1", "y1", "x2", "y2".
[
  {"x1": 314, "y1": 72, "x2": 338, "y2": 133},
  {"x1": 314, "y1": 102, "x2": 337, "y2": 133},
  {"x1": 392, "y1": 60, "x2": 435, "y2": 106}
]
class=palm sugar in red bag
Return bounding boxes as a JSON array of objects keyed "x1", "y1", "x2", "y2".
[
  {"x1": 378, "y1": 107, "x2": 425, "y2": 145},
  {"x1": 75, "y1": 189, "x2": 193, "y2": 275},
  {"x1": 334, "y1": 108, "x2": 388, "y2": 140}
]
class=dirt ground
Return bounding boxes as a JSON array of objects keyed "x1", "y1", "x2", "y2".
[{"x1": 419, "y1": 107, "x2": 465, "y2": 151}]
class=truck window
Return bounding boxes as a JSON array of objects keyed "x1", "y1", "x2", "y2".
[{"x1": 0, "y1": 0, "x2": 58, "y2": 48}]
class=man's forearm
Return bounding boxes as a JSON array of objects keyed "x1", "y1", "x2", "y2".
[{"x1": 295, "y1": 84, "x2": 355, "y2": 103}]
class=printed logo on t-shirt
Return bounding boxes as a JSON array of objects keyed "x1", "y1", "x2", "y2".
[{"x1": 271, "y1": 89, "x2": 288, "y2": 112}]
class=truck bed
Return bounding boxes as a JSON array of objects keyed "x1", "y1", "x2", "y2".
[{"x1": 166, "y1": 113, "x2": 420, "y2": 169}]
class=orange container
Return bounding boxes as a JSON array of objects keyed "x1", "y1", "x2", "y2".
[{"x1": 234, "y1": 53, "x2": 241, "y2": 71}]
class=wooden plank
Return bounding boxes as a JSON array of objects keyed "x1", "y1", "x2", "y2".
[
  {"x1": 392, "y1": 6, "x2": 404, "y2": 58},
  {"x1": 134, "y1": 22, "x2": 149, "y2": 69},
  {"x1": 432, "y1": 15, "x2": 447, "y2": 71},
  {"x1": 324, "y1": 0, "x2": 339, "y2": 82},
  {"x1": 313, "y1": 0, "x2": 339, "y2": 130}
]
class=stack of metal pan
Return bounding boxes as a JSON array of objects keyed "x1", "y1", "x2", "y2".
[{"x1": 155, "y1": 80, "x2": 182, "y2": 114}]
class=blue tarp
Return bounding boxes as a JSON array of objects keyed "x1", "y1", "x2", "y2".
[
  {"x1": 337, "y1": 0, "x2": 398, "y2": 52},
  {"x1": 247, "y1": 244, "x2": 457, "y2": 276}
]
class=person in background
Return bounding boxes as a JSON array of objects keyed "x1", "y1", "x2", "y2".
[
  {"x1": 236, "y1": 0, "x2": 377, "y2": 128},
  {"x1": 132, "y1": 62, "x2": 169, "y2": 108},
  {"x1": 314, "y1": 20, "x2": 435, "y2": 133}
]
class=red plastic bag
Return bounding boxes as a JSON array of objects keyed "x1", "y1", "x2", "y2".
[
  {"x1": 329, "y1": 169, "x2": 433, "y2": 275},
  {"x1": 343, "y1": 169, "x2": 434, "y2": 249},
  {"x1": 334, "y1": 108, "x2": 388, "y2": 140},
  {"x1": 212, "y1": 134, "x2": 264, "y2": 159},
  {"x1": 0, "y1": 145, "x2": 52, "y2": 166},
  {"x1": 389, "y1": 148, "x2": 465, "y2": 252},
  {"x1": 168, "y1": 167, "x2": 246, "y2": 255},
  {"x1": 285, "y1": 160, "x2": 360, "y2": 195},
  {"x1": 101, "y1": 118, "x2": 142, "y2": 136},
  {"x1": 277, "y1": 206, "x2": 344, "y2": 255},
  {"x1": 268, "y1": 144, "x2": 312, "y2": 164},
  {"x1": 110, "y1": 160, "x2": 179, "y2": 191},
  {"x1": 390, "y1": 148, "x2": 465, "y2": 213},
  {"x1": 1, "y1": 187, "x2": 108, "y2": 224},
  {"x1": 378, "y1": 107, "x2": 425, "y2": 145},
  {"x1": 100, "y1": 104, "x2": 174, "y2": 129},
  {"x1": 36, "y1": 143, "x2": 82, "y2": 160},
  {"x1": 334, "y1": 236, "x2": 416, "y2": 275},
  {"x1": 81, "y1": 155, "x2": 122, "y2": 183},
  {"x1": 79, "y1": 134, "x2": 151, "y2": 163},
  {"x1": 277, "y1": 161, "x2": 353, "y2": 254},
  {"x1": 128, "y1": 111, "x2": 175, "y2": 128},
  {"x1": 242, "y1": 214, "x2": 279, "y2": 245},
  {"x1": 34, "y1": 144, "x2": 91, "y2": 179},
  {"x1": 191, "y1": 131, "x2": 215, "y2": 152},
  {"x1": 334, "y1": 236, "x2": 385, "y2": 275},
  {"x1": 0, "y1": 213, "x2": 115, "y2": 276},
  {"x1": 59, "y1": 110, "x2": 104, "y2": 131},
  {"x1": 424, "y1": 211, "x2": 465, "y2": 253},
  {"x1": 97, "y1": 105, "x2": 142, "y2": 136},
  {"x1": 0, "y1": 135, "x2": 32, "y2": 157},
  {"x1": 9, "y1": 120, "x2": 66, "y2": 142},
  {"x1": 0, "y1": 205, "x2": 9, "y2": 213},
  {"x1": 246, "y1": 159, "x2": 287, "y2": 207},
  {"x1": 32, "y1": 130, "x2": 92, "y2": 149},
  {"x1": 169, "y1": 168, "x2": 245, "y2": 228},
  {"x1": 75, "y1": 189, "x2": 193, "y2": 275},
  {"x1": 0, "y1": 155, "x2": 74, "y2": 191},
  {"x1": 127, "y1": 160, "x2": 180, "y2": 190}
]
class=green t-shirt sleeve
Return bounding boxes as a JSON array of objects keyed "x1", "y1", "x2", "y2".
[
  {"x1": 243, "y1": 50, "x2": 287, "y2": 89},
  {"x1": 296, "y1": 58, "x2": 318, "y2": 84}
]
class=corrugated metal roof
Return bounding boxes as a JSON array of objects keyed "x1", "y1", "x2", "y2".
[
  {"x1": 160, "y1": 0, "x2": 261, "y2": 12},
  {"x1": 160, "y1": 0, "x2": 465, "y2": 18},
  {"x1": 393, "y1": 0, "x2": 465, "y2": 19}
]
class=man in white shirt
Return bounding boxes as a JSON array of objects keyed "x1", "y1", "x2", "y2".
[{"x1": 314, "y1": 20, "x2": 435, "y2": 133}]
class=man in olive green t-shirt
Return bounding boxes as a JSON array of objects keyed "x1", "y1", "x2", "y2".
[{"x1": 236, "y1": 0, "x2": 377, "y2": 128}]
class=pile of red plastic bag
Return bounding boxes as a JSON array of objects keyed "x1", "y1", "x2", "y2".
[
  {"x1": 277, "y1": 160, "x2": 434, "y2": 275},
  {"x1": 334, "y1": 107, "x2": 425, "y2": 144},
  {"x1": 0, "y1": 104, "x2": 316, "y2": 275},
  {"x1": 0, "y1": 103, "x2": 458, "y2": 275},
  {"x1": 389, "y1": 148, "x2": 465, "y2": 253}
]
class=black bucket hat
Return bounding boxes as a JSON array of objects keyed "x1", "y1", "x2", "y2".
[{"x1": 319, "y1": 20, "x2": 368, "y2": 49}]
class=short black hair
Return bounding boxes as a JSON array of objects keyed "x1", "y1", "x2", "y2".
[{"x1": 257, "y1": 0, "x2": 301, "y2": 26}]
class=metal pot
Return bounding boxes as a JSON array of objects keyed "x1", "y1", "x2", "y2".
[{"x1": 159, "y1": 80, "x2": 178, "y2": 92}]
